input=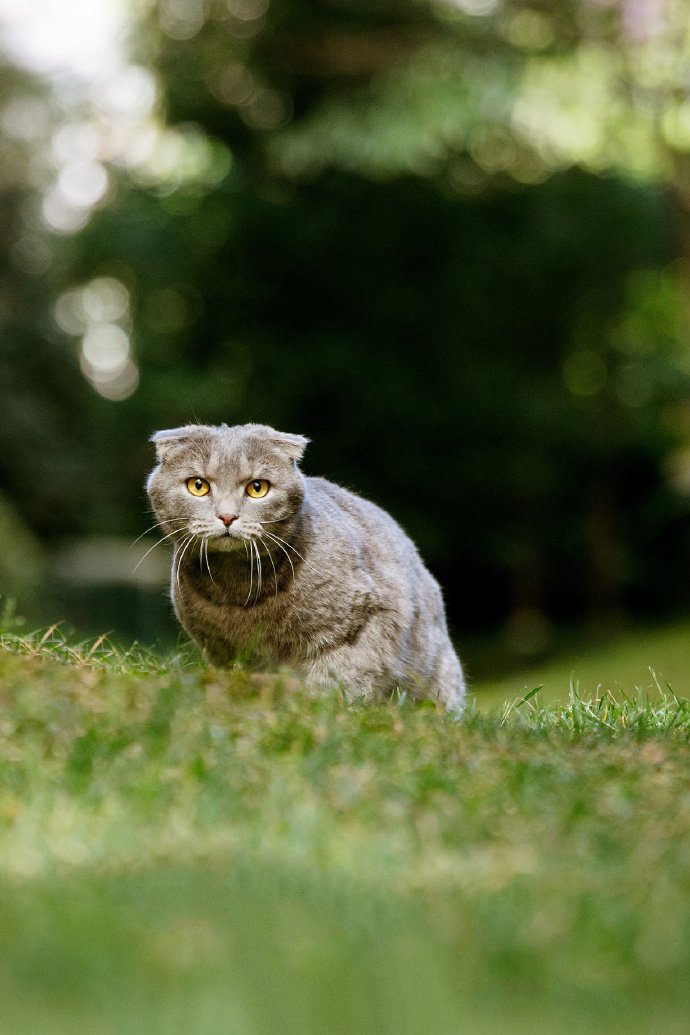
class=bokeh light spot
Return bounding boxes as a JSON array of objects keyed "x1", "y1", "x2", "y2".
[
  {"x1": 41, "y1": 188, "x2": 90, "y2": 234},
  {"x1": 52, "y1": 122, "x2": 101, "y2": 163},
  {"x1": 57, "y1": 160, "x2": 109, "y2": 209},
  {"x1": 1, "y1": 96, "x2": 50, "y2": 141},
  {"x1": 54, "y1": 289, "x2": 87, "y2": 334},
  {"x1": 81, "y1": 323, "x2": 130, "y2": 373},
  {"x1": 82, "y1": 277, "x2": 130, "y2": 324},
  {"x1": 446, "y1": 0, "x2": 499, "y2": 16},
  {"x1": 159, "y1": 0, "x2": 206, "y2": 40},
  {"x1": 503, "y1": 10, "x2": 554, "y2": 51},
  {"x1": 80, "y1": 356, "x2": 140, "y2": 401},
  {"x1": 226, "y1": 0, "x2": 270, "y2": 22},
  {"x1": 662, "y1": 102, "x2": 690, "y2": 153},
  {"x1": 91, "y1": 65, "x2": 157, "y2": 120},
  {"x1": 562, "y1": 350, "x2": 608, "y2": 396}
]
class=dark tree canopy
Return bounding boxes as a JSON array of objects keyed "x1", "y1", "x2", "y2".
[{"x1": 1, "y1": 0, "x2": 690, "y2": 645}]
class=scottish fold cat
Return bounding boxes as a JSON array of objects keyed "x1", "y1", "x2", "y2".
[{"x1": 146, "y1": 422, "x2": 465, "y2": 711}]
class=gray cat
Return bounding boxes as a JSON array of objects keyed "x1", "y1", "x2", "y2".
[{"x1": 146, "y1": 422, "x2": 465, "y2": 711}]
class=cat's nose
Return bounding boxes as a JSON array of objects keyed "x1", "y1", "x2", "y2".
[{"x1": 218, "y1": 513, "x2": 238, "y2": 527}]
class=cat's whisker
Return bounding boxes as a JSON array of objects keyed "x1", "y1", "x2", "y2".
[
  {"x1": 130, "y1": 517, "x2": 183, "y2": 550},
  {"x1": 250, "y1": 541, "x2": 258, "y2": 602},
  {"x1": 172, "y1": 534, "x2": 190, "y2": 593},
  {"x1": 174, "y1": 533, "x2": 196, "y2": 596},
  {"x1": 132, "y1": 525, "x2": 189, "y2": 574},
  {"x1": 261, "y1": 530, "x2": 295, "y2": 584},
  {"x1": 142, "y1": 523, "x2": 189, "y2": 549},
  {"x1": 253, "y1": 540, "x2": 263, "y2": 601},
  {"x1": 256, "y1": 516, "x2": 290, "y2": 527},
  {"x1": 172, "y1": 538, "x2": 184, "y2": 594},
  {"x1": 258, "y1": 533, "x2": 279, "y2": 595},
  {"x1": 203, "y1": 537, "x2": 217, "y2": 586},
  {"x1": 260, "y1": 528, "x2": 319, "y2": 574},
  {"x1": 261, "y1": 530, "x2": 294, "y2": 575},
  {"x1": 263, "y1": 527, "x2": 316, "y2": 575},
  {"x1": 130, "y1": 522, "x2": 168, "y2": 550},
  {"x1": 243, "y1": 538, "x2": 254, "y2": 607}
]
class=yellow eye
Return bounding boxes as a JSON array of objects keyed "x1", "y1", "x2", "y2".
[
  {"x1": 186, "y1": 477, "x2": 211, "y2": 497},
  {"x1": 246, "y1": 479, "x2": 270, "y2": 499}
]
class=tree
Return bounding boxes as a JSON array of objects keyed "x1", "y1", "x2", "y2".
[{"x1": 2, "y1": 0, "x2": 690, "y2": 642}]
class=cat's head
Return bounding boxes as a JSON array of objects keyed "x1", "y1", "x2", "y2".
[{"x1": 146, "y1": 422, "x2": 308, "y2": 552}]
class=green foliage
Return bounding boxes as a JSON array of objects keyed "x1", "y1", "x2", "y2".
[
  {"x1": 3, "y1": 0, "x2": 690, "y2": 638},
  {"x1": 2, "y1": 628, "x2": 690, "y2": 1031},
  {"x1": 148, "y1": 0, "x2": 690, "y2": 186},
  {"x1": 26, "y1": 165, "x2": 687, "y2": 631},
  {"x1": 502, "y1": 682, "x2": 690, "y2": 734}
]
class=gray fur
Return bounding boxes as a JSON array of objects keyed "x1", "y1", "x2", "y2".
[{"x1": 146, "y1": 422, "x2": 465, "y2": 711}]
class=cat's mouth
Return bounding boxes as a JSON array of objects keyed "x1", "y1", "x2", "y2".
[{"x1": 207, "y1": 528, "x2": 245, "y2": 552}]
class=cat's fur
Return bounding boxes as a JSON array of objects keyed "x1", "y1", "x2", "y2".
[{"x1": 146, "y1": 422, "x2": 465, "y2": 711}]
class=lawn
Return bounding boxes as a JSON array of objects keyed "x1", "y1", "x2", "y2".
[
  {"x1": 472, "y1": 617, "x2": 690, "y2": 711},
  {"x1": 1, "y1": 621, "x2": 689, "y2": 1033}
]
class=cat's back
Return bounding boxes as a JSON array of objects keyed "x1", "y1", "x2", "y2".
[
  {"x1": 301, "y1": 474, "x2": 463, "y2": 707},
  {"x1": 306, "y1": 475, "x2": 411, "y2": 538},
  {"x1": 303, "y1": 475, "x2": 429, "y2": 577}
]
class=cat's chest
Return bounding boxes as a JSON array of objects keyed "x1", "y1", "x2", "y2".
[
  {"x1": 180, "y1": 573, "x2": 285, "y2": 628},
  {"x1": 177, "y1": 562, "x2": 376, "y2": 659}
]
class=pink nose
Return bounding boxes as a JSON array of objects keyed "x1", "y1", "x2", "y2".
[{"x1": 218, "y1": 514, "x2": 238, "y2": 527}]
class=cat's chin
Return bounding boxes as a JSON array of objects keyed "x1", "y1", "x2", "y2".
[{"x1": 206, "y1": 533, "x2": 246, "y2": 554}]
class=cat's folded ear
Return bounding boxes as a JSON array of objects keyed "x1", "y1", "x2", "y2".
[
  {"x1": 270, "y1": 431, "x2": 310, "y2": 462},
  {"x1": 150, "y1": 425, "x2": 207, "y2": 460}
]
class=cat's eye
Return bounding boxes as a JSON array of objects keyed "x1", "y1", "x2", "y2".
[
  {"x1": 246, "y1": 479, "x2": 270, "y2": 499},
  {"x1": 186, "y1": 477, "x2": 211, "y2": 497}
]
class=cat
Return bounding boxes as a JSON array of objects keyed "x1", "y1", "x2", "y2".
[{"x1": 146, "y1": 422, "x2": 466, "y2": 712}]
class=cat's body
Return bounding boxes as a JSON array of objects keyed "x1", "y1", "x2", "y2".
[{"x1": 146, "y1": 423, "x2": 465, "y2": 712}]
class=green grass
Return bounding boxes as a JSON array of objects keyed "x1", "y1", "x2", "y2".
[
  {"x1": 472, "y1": 616, "x2": 690, "y2": 711},
  {"x1": 1, "y1": 621, "x2": 690, "y2": 1033}
]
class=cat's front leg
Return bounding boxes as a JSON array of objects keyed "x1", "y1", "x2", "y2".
[
  {"x1": 303, "y1": 654, "x2": 383, "y2": 702},
  {"x1": 303, "y1": 622, "x2": 465, "y2": 711},
  {"x1": 302, "y1": 621, "x2": 404, "y2": 703}
]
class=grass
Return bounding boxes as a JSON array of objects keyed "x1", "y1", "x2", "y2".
[
  {"x1": 472, "y1": 616, "x2": 690, "y2": 711},
  {"x1": 1, "y1": 620, "x2": 690, "y2": 1033}
]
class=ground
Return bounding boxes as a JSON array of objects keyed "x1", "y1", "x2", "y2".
[{"x1": 1, "y1": 621, "x2": 689, "y2": 1033}]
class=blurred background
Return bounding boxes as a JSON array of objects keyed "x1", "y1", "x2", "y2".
[{"x1": 1, "y1": 0, "x2": 690, "y2": 682}]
